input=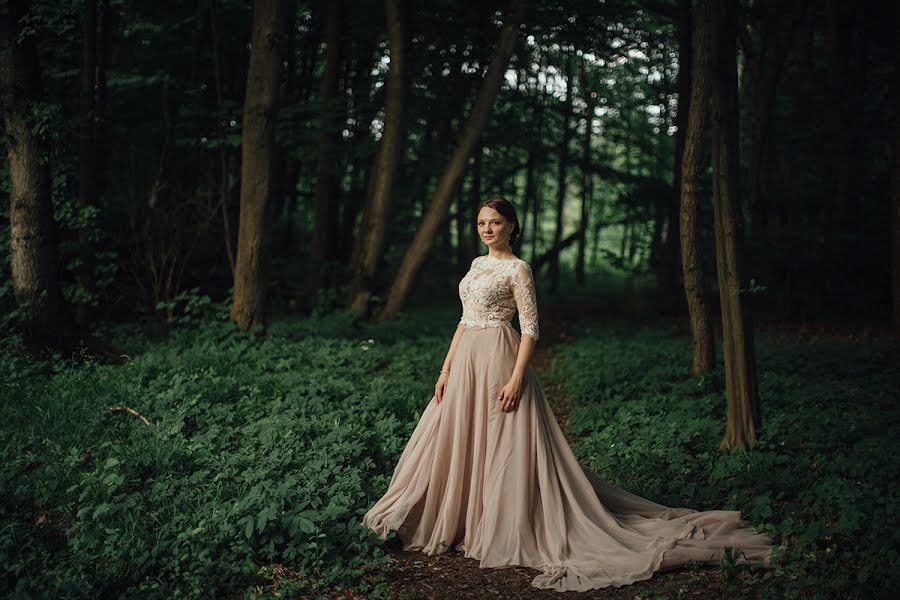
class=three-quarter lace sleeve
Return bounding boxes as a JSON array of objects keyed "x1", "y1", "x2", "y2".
[{"x1": 511, "y1": 261, "x2": 539, "y2": 341}]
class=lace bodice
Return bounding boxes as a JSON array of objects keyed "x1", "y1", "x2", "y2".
[{"x1": 458, "y1": 254, "x2": 539, "y2": 341}]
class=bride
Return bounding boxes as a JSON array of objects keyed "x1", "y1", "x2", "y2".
[{"x1": 361, "y1": 196, "x2": 779, "y2": 592}]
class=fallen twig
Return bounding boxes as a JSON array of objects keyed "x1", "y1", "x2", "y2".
[{"x1": 107, "y1": 405, "x2": 152, "y2": 426}]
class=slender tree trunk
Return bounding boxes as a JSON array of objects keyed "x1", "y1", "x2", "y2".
[
  {"x1": 230, "y1": 0, "x2": 290, "y2": 330},
  {"x1": 548, "y1": 52, "x2": 574, "y2": 294},
  {"x1": 455, "y1": 182, "x2": 467, "y2": 277},
  {"x1": 376, "y1": 0, "x2": 528, "y2": 322},
  {"x1": 741, "y1": 1, "x2": 805, "y2": 231},
  {"x1": 308, "y1": 0, "x2": 343, "y2": 296},
  {"x1": 530, "y1": 95, "x2": 545, "y2": 264},
  {"x1": 576, "y1": 56, "x2": 593, "y2": 285},
  {"x1": 209, "y1": 0, "x2": 235, "y2": 275},
  {"x1": 680, "y1": 0, "x2": 714, "y2": 374},
  {"x1": 824, "y1": 0, "x2": 853, "y2": 231},
  {"x1": 659, "y1": 0, "x2": 692, "y2": 298},
  {"x1": 710, "y1": 0, "x2": 761, "y2": 450},
  {"x1": 892, "y1": 2, "x2": 900, "y2": 331},
  {"x1": 339, "y1": 30, "x2": 380, "y2": 264},
  {"x1": 75, "y1": 0, "x2": 98, "y2": 326},
  {"x1": 468, "y1": 142, "x2": 483, "y2": 259},
  {"x1": 280, "y1": 16, "x2": 322, "y2": 257},
  {"x1": 348, "y1": 0, "x2": 406, "y2": 315},
  {"x1": 96, "y1": 0, "x2": 111, "y2": 196},
  {"x1": 0, "y1": 0, "x2": 70, "y2": 350}
]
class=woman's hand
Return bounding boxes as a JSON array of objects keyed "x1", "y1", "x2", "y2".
[
  {"x1": 498, "y1": 374, "x2": 523, "y2": 412},
  {"x1": 434, "y1": 372, "x2": 449, "y2": 404}
]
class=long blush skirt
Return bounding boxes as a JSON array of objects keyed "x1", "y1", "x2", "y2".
[{"x1": 361, "y1": 323, "x2": 779, "y2": 592}]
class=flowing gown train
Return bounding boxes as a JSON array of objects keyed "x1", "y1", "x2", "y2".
[{"x1": 361, "y1": 254, "x2": 779, "y2": 592}]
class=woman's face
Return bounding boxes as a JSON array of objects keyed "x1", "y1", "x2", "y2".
[{"x1": 477, "y1": 206, "x2": 512, "y2": 249}]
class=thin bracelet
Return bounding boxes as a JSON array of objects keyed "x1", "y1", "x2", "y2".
[{"x1": 440, "y1": 369, "x2": 450, "y2": 374}]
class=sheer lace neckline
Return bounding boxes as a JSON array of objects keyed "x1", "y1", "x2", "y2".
[{"x1": 481, "y1": 254, "x2": 520, "y2": 263}]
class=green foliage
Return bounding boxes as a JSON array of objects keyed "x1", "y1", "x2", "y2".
[
  {"x1": 544, "y1": 322, "x2": 900, "y2": 598},
  {"x1": 155, "y1": 287, "x2": 230, "y2": 326},
  {"x1": 0, "y1": 313, "x2": 449, "y2": 598}
]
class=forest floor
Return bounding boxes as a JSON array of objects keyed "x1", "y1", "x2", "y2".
[{"x1": 369, "y1": 299, "x2": 755, "y2": 600}]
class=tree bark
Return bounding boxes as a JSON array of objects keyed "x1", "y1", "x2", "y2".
[
  {"x1": 0, "y1": 0, "x2": 70, "y2": 350},
  {"x1": 893, "y1": 2, "x2": 900, "y2": 331},
  {"x1": 230, "y1": 0, "x2": 290, "y2": 330},
  {"x1": 710, "y1": 0, "x2": 761, "y2": 450},
  {"x1": 376, "y1": 0, "x2": 528, "y2": 322},
  {"x1": 740, "y1": 0, "x2": 806, "y2": 231},
  {"x1": 308, "y1": 0, "x2": 343, "y2": 296},
  {"x1": 339, "y1": 29, "x2": 380, "y2": 264},
  {"x1": 576, "y1": 55, "x2": 594, "y2": 285},
  {"x1": 824, "y1": 0, "x2": 854, "y2": 232},
  {"x1": 680, "y1": 0, "x2": 714, "y2": 374},
  {"x1": 659, "y1": 0, "x2": 692, "y2": 297},
  {"x1": 75, "y1": 0, "x2": 99, "y2": 327},
  {"x1": 209, "y1": 0, "x2": 235, "y2": 275},
  {"x1": 468, "y1": 141, "x2": 484, "y2": 259},
  {"x1": 348, "y1": 0, "x2": 406, "y2": 316},
  {"x1": 548, "y1": 51, "x2": 574, "y2": 294}
]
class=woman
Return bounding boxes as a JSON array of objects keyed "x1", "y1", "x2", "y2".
[{"x1": 361, "y1": 197, "x2": 779, "y2": 592}]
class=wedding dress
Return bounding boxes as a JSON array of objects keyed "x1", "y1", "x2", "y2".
[{"x1": 361, "y1": 254, "x2": 778, "y2": 592}]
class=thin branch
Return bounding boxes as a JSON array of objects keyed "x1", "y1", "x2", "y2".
[{"x1": 107, "y1": 405, "x2": 152, "y2": 426}]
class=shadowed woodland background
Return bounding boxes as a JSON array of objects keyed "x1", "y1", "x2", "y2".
[{"x1": 1, "y1": 0, "x2": 898, "y2": 598}]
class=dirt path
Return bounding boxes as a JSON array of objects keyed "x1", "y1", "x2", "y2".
[{"x1": 369, "y1": 301, "x2": 740, "y2": 600}]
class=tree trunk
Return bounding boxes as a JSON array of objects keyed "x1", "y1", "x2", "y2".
[
  {"x1": 680, "y1": 0, "x2": 714, "y2": 374},
  {"x1": 710, "y1": 0, "x2": 761, "y2": 450},
  {"x1": 279, "y1": 13, "x2": 322, "y2": 257},
  {"x1": 455, "y1": 182, "x2": 467, "y2": 278},
  {"x1": 824, "y1": 0, "x2": 853, "y2": 232},
  {"x1": 308, "y1": 0, "x2": 343, "y2": 296},
  {"x1": 209, "y1": 0, "x2": 235, "y2": 275},
  {"x1": 0, "y1": 0, "x2": 70, "y2": 350},
  {"x1": 576, "y1": 56, "x2": 593, "y2": 285},
  {"x1": 75, "y1": 0, "x2": 99, "y2": 327},
  {"x1": 339, "y1": 30, "x2": 380, "y2": 265},
  {"x1": 893, "y1": 2, "x2": 900, "y2": 331},
  {"x1": 548, "y1": 52, "x2": 574, "y2": 294},
  {"x1": 741, "y1": 0, "x2": 805, "y2": 231},
  {"x1": 530, "y1": 94, "x2": 545, "y2": 264},
  {"x1": 376, "y1": 0, "x2": 528, "y2": 322},
  {"x1": 659, "y1": 0, "x2": 692, "y2": 298},
  {"x1": 348, "y1": 0, "x2": 406, "y2": 315},
  {"x1": 468, "y1": 141, "x2": 483, "y2": 260},
  {"x1": 230, "y1": 0, "x2": 290, "y2": 330}
]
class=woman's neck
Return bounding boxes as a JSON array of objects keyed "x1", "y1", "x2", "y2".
[{"x1": 487, "y1": 246, "x2": 515, "y2": 260}]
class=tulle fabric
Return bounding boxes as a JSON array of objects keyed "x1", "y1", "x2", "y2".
[{"x1": 361, "y1": 323, "x2": 779, "y2": 592}]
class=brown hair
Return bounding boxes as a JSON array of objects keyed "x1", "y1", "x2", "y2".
[{"x1": 478, "y1": 196, "x2": 521, "y2": 245}]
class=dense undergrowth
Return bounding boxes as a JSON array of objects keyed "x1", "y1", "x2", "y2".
[
  {"x1": 1, "y1": 299, "x2": 897, "y2": 598},
  {"x1": 1, "y1": 305, "x2": 454, "y2": 599},
  {"x1": 546, "y1": 321, "x2": 899, "y2": 598}
]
